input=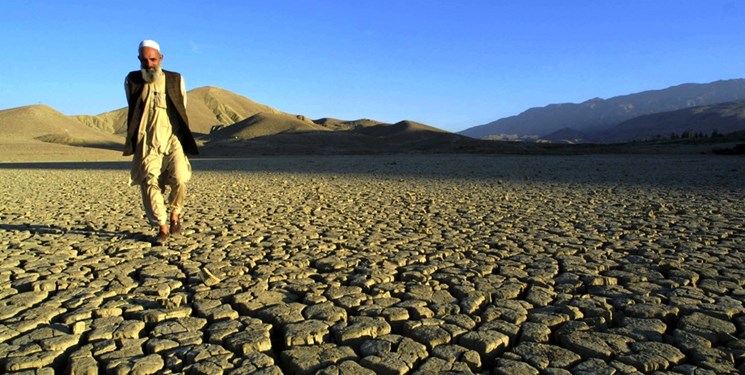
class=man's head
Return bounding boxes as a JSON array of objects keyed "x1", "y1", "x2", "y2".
[{"x1": 138, "y1": 40, "x2": 163, "y2": 83}]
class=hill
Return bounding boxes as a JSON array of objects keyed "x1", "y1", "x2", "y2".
[
  {"x1": 208, "y1": 112, "x2": 328, "y2": 141},
  {"x1": 4, "y1": 87, "x2": 509, "y2": 159},
  {"x1": 1, "y1": 104, "x2": 122, "y2": 146},
  {"x1": 313, "y1": 118, "x2": 383, "y2": 131},
  {"x1": 0, "y1": 104, "x2": 126, "y2": 161},
  {"x1": 73, "y1": 109, "x2": 128, "y2": 134},
  {"x1": 460, "y1": 79, "x2": 745, "y2": 142},
  {"x1": 600, "y1": 100, "x2": 745, "y2": 142},
  {"x1": 352, "y1": 120, "x2": 466, "y2": 150},
  {"x1": 186, "y1": 86, "x2": 282, "y2": 134},
  {"x1": 71, "y1": 86, "x2": 283, "y2": 136},
  {"x1": 203, "y1": 118, "x2": 533, "y2": 155},
  {"x1": 5, "y1": 83, "x2": 744, "y2": 162}
]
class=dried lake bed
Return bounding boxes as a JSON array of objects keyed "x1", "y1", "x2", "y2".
[{"x1": 1, "y1": 154, "x2": 744, "y2": 374}]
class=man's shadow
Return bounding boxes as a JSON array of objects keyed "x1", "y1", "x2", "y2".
[{"x1": 0, "y1": 223, "x2": 150, "y2": 242}]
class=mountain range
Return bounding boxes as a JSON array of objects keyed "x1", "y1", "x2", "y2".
[
  {"x1": 459, "y1": 79, "x2": 745, "y2": 143},
  {"x1": 2, "y1": 79, "x2": 745, "y2": 161}
]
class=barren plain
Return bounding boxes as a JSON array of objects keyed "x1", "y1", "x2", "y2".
[{"x1": 1, "y1": 154, "x2": 744, "y2": 374}]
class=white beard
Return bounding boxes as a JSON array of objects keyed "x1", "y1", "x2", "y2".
[{"x1": 141, "y1": 67, "x2": 163, "y2": 83}]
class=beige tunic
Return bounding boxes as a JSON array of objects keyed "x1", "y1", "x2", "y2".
[{"x1": 126, "y1": 72, "x2": 188, "y2": 185}]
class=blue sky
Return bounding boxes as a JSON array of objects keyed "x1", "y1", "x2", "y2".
[{"x1": 1, "y1": 1, "x2": 743, "y2": 132}]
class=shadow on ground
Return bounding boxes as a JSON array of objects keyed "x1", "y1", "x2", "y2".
[
  {"x1": 0, "y1": 223, "x2": 148, "y2": 242},
  {"x1": 1, "y1": 154, "x2": 743, "y2": 190}
]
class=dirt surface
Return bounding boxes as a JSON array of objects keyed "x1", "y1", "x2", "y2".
[{"x1": 1, "y1": 154, "x2": 744, "y2": 374}]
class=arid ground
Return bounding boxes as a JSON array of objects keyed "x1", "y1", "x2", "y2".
[{"x1": 1, "y1": 154, "x2": 744, "y2": 374}]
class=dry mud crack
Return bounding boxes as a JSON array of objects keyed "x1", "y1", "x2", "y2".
[{"x1": 1, "y1": 155, "x2": 744, "y2": 374}]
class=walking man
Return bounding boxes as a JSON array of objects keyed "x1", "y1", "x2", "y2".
[{"x1": 124, "y1": 40, "x2": 199, "y2": 244}]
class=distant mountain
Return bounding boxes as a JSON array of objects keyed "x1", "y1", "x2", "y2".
[
  {"x1": 460, "y1": 79, "x2": 745, "y2": 142},
  {"x1": 600, "y1": 100, "x2": 745, "y2": 142}
]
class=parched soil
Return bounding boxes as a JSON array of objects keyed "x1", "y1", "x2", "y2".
[{"x1": 1, "y1": 154, "x2": 744, "y2": 374}]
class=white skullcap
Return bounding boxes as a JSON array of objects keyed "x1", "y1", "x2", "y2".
[{"x1": 139, "y1": 40, "x2": 161, "y2": 52}]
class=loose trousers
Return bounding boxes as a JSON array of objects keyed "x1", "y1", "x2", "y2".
[{"x1": 139, "y1": 140, "x2": 192, "y2": 226}]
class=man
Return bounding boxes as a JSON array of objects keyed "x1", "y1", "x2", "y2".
[{"x1": 124, "y1": 39, "x2": 199, "y2": 244}]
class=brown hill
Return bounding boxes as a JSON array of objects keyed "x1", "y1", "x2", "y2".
[
  {"x1": 186, "y1": 86, "x2": 281, "y2": 134},
  {"x1": 354, "y1": 120, "x2": 492, "y2": 152},
  {"x1": 0, "y1": 104, "x2": 122, "y2": 145},
  {"x1": 0, "y1": 104, "x2": 125, "y2": 161},
  {"x1": 313, "y1": 118, "x2": 383, "y2": 131},
  {"x1": 73, "y1": 109, "x2": 128, "y2": 134},
  {"x1": 355, "y1": 120, "x2": 447, "y2": 137},
  {"x1": 72, "y1": 86, "x2": 282, "y2": 136},
  {"x1": 203, "y1": 118, "x2": 527, "y2": 155},
  {"x1": 1, "y1": 87, "x2": 551, "y2": 160},
  {"x1": 209, "y1": 112, "x2": 328, "y2": 141}
]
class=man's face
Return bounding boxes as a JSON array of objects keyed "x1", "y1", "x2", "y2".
[{"x1": 138, "y1": 47, "x2": 162, "y2": 72}]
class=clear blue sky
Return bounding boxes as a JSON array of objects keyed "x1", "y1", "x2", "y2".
[{"x1": 1, "y1": 1, "x2": 743, "y2": 132}]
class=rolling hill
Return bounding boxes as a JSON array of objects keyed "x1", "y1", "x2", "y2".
[
  {"x1": 208, "y1": 112, "x2": 329, "y2": 141},
  {"x1": 4, "y1": 79, "x2": 745, "y2": 161},
  {"x1": 71, "y1": 86, "x2": 283, "y2": 136},
  {"x1": 2, "y1": 86, "x2": 523, "y2": 158},
  {"x1": 73, "y1": 109, "x2": 128, "y2": 135},
  {"x1": 0, "y1": 104, "x2": 126, "y2": 161},
  {"x1": 202, "y1": 118, "x2": 523, "y2": 156},
  {"x1": 1, "y1": 104, "x2": 122, "y2": 146},
  {"x1": 313, "y1": 118, "x2": 383, "y2": 131},
  {"x1": 185, "y1": 86, "x2": 282, "y2": 134}
]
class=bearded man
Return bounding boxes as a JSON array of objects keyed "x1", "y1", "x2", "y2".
[{"x1": 124, "y1": 40, "x2": 199, "y2": 244}]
